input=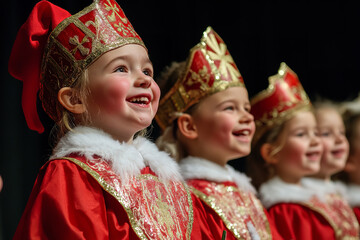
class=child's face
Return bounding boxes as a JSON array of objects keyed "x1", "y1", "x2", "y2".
[
  {"x1": 85, "y1": 44, "x2": 160, "y2": 142},
  {"x1": 345, "y1": 117, "x2": 360, "y2": 178},
  {"x1": 316, "y1": 107, "x2": 349, "y2": 177},
  {"x1": 191, "y1": 87, "x2": 255, "y2": 165},
  {"x1": 273, "y1": 111, "x2": 323, "y2": 182}
]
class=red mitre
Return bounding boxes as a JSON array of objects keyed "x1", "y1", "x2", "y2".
[
  {"x1": 250, "y1": 62, "x2": 311, "y2": 144},
  {"x1": 156, "y1": 26, "x2": 245, "y2": 130},
  {"x1": 8, "y1": 0, "x2": 144, "y2": 133}
]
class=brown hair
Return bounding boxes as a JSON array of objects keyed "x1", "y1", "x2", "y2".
[{"x1": 246, "y1": 122, "x2": 286, "y2": 190}]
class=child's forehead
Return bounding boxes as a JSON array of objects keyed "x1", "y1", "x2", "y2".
[
  {"x1": 92, "y1": 44, "x2": 150, "y2": 66},
  {"x1": 286, "y1": 111, "x2": 316, "y2": 127}
]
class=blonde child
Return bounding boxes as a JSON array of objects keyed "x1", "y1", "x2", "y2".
[
  {"x1": 301, "y1": 99, "x2": 359, "y2": 235},
  {"x1": 338, "y1": 96, "x2": 360, "y2": 223},
  {"x1": 9, "y1": 1, "x2": 214, "y2": 239},
  {"x1": 156, "y1": 26, "x2": 278, "y2": 240},
  {"x1": 247, "y1": 62, "x2": 358, "y2": 239}
]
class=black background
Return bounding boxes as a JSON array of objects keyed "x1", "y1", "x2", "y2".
[{"x1": 1, "y1": 0, "x2": 359, "y2": 239}]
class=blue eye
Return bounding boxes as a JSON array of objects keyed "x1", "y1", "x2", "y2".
[
  {"x1": 115, "y1": 66, "x2": 126, "y2": 73},
  {"x1": 143, "y1": 68, "x2": 154, "y2": 77},
  {"x1": 320, "y1": 132, "x2": 330, "y2": 137},
  {"x1": 224, "y1": 106, "x2": 235, "y2": 111}
]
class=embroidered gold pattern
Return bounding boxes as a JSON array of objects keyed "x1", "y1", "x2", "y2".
[
  {"x1": 156, "y1": 26, "x2": 244, "y2": 130},
  {"x1": 302, "y1": 194, "x2": 359, "y2": 239},
  {"x1": 59, "y1": 157, "x2": 193, "y2": 240},
  {"x1": 69, "y1": 35, "x2": 90, "y2": 56},
  {"x1": 191, "y1": 182, "x2": 272, "y2": 239}
]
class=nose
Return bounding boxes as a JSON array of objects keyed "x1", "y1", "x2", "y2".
[
  {"x1": 334, "y1": 131, "x2": 347, "y2": 144},
  {"x1": 239, "y1": 110, "x2": 254, "y2": 124},
  {"x1": 310, "y1": 132, "x2": 321, "y2": 146},
  {"x1": 134, "y1": 73, "x2": 152, "y2": 88}
]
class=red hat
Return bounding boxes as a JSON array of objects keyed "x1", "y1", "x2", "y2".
[
  {"x1": 156, "y1": 26, "x2": 245, "y2": 130},
  {"x1": 9, "y1": 0, "x2": 144, "y2": 133},
  {"x1": 250, "y1": 62, "x2": 311, "y2": 143}
]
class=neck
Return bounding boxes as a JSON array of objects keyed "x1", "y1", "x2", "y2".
[{"x1": 275, "y1": 169, "x2": 302, "y2": 185}]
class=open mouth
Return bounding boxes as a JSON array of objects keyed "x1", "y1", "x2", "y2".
[
  {"x1": 306, "y1": 151, "x2": 321, "y2": 161},
  {"x1": 126, "y1": 94, "x2": 151, "y2": 106},
  {"x1": 232, "y1": 129, "x2": 251, "y2": 137},
  {"x1": 331, "y1": 149, "x2": 346, "y2": 158}
]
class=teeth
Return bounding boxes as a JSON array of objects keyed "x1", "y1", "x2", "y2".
[
  {"x1": 234, "y1": 130, "x2": 250, "y2": 136},
  {"x1": 129, "y1": 97, "x2": 149, "y2": 103},
  {"x1": 242, "y1": 130, "x2": 250, "y2": 136}
]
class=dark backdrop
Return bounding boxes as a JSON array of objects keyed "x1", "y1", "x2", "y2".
[{"x1": 1, "y1": 0, "x2": 359, "y2": 239}]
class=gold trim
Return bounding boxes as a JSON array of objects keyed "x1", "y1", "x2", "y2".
[
  {"x1": 54, "y1": 157, "x2": 194, "y2": 239},
  {"x1": 300, "y1": 196, "x2": 359, "y2": 240},
  {"x1": 191, "y1": 185, "x2": 272, "y2": 239},
  {"x1": 156, "y1": 26, "x2": 244, "y2": 130}
]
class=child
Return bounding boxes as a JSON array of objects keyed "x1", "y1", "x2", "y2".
[
  {"x1": 338, "y1": 96, "x2": 360, "y2": 223},
  {"x1": 301, "y1": 99, "x2": 359, "y2": 235},
  {"x1": 155, "y1": 26, "x2": 276, "y2": 239},
  {"x1": 9, "y1": 1, "x2": 214, "y2": 239},
  {"x1": 247, "y1": 62, "x2": 358, "y2": 239}
]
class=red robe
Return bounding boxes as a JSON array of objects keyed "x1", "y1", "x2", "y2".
[
  {"x1": 180, "y1": 156, "x2": 279, "y2": 240},
  {"x1": 354, "y1": 207, "x2": 360, "y2": 224},
  {"x1": 261, "y1": 177, "x2": 359, "y2": 240},
  {"x1": 346, "y1": 183, "x2": 360, "y2": 226},
  {"x1": 13, "y1": 127, "x2": 214, "y2": 239}
]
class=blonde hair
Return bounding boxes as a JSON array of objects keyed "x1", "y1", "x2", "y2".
[
  {"x1": 155, "y1": 61, "x2": 194, "y2": 161},
  {"x1": 247, "y1": 108, "x2": 315, "y2": 188}
]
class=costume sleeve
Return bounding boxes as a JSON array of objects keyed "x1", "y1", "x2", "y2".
[
  {"x1": 263, "y1": 207, "x2": 284, "y2": 240},
  {"x1": 190, "y1": 193, "x2": 238, "y2": 240},
  {"x1": 190, "y1": 193, "x2": 219, "y2": 240},
  {"x1": 13, "y1": 159, "x2": 135, "y2": 240},
  {"x1": 267, "y1": 203, "x2": 336, "y2": 240},
  {"x1": 353, "y1": 207, "x2": 360, "y2": 224}
]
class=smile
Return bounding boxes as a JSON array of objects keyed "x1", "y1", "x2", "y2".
[
  {"x1": 126, "y1": 94, "x2": 151, "y2": 106},
  {"x1": 232, "y1": 129, "x2": 251, "y2": 136},
  {"x1": 306, "y1": 151, "x2": 321, "y2": 161}
]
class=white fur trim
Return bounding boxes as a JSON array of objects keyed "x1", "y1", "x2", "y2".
[
  {"x1": 301, "y1": 177, "x2": 347, "y2": 197},
  {"x1": 346, "y1": 184, "x2": 360, "y2": 207},
  {"x1": 51, "y1": 126, "x2": 182, "y2": 181},
  {"x1": 259, "y1": 177, "x2": 318, "y2": 208},
  {"x1": 180, "y1": 156, "x2": 256, "y2": 193}
]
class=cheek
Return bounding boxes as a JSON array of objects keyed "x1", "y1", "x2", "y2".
[
  {"x1": 281, "y1": 142, "x2": 306, "y2": 164},
  {"x1": 92, "y1": 80, "x2": 130, "y2": 112},
  {"x1": 151, "y1": 81, "x2": 161, "y2": 112},
  {"x1": 205, "y1": 115, "x2": 235, "y2": 140}
]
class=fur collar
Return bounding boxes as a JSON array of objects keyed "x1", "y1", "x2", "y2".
[
  {"x1": 346, "y1": 184, "x2": 360, "y2": 207},
  {"x1": 180, "y1": 156, "x2": 256, "y2": 193},
  {"x1": 301, "y1": 177, "x2": 347, "y2": 197},
  {"x1": 51, "y1": 126, "x2": 182, "y2": 182},
  {"x1": 259, "y1": 177, "x2": 319, "y2": 208}
]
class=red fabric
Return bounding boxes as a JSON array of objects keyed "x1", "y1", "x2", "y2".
[
  {"x1": 13, "y1": 159, "x2": 215, "y2": 239},
  {"x1": 353, "y1": 207, "x2": 360, "y2": 224},
  {"x1": 267, "y1": 203, "x2": 336, "y2": 240},
  {"x1": 8, "y1": 0, "x2": 70, "y2": 133},
  {"x1": 13, "y1": 159, "x2": 139, "y2": 239}
]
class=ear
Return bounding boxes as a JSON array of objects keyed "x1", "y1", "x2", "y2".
[
  {"x1": 58, "y1": 87, "x2": 86, "y2": 114},
  {"x1": 177, "y1": 114, "x2": 198, "y2": 139},
  {"x1": 260, "y1": 143, "x2": 279, "y2": 165}
]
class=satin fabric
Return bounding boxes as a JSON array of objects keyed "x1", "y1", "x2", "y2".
[
  {"x1": 13, "y1": 159, "x2": 215, "y2": 239},
  {"x1": 267, "y1": 203, "x2": 336, "y2": 240},
  {"x1": 188, "y1": 180, "x2": 281, "y2": 240},
  {"x1": 354, "y1": 207, "x2": 360, "y2": 224}
]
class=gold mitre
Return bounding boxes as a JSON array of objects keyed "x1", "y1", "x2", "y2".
[
  {"x1": 156, "y1": 26, "x2": 245, "y2": 130},
  {"x1": 250, "y1": 62, "x2": 311, "y2": 144}
]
